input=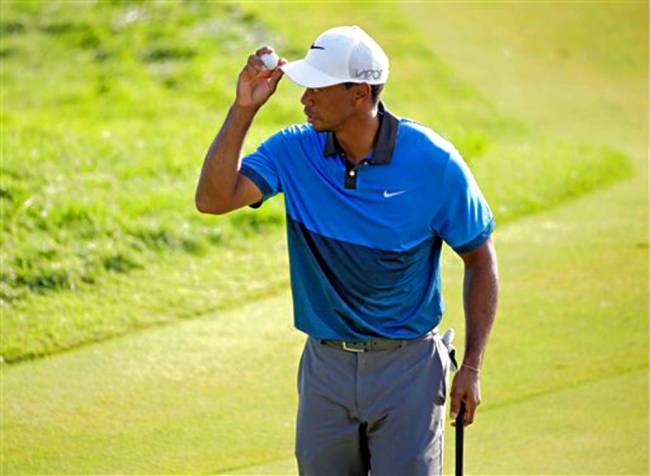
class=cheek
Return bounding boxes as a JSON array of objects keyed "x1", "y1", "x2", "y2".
[{"x1": 323, "y1": 101, "x2": 347, "y2": 121}]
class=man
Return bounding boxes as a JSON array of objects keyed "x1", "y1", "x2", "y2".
[{"x1": 195, "y1": 25, "x2": 498, "y2": 476}]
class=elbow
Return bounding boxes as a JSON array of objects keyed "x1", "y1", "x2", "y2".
[
  {"x1": 195, "y1": 192, "x2": 229, "y2": 215},
  {"x1": 195, "y1": 199, "x2": 211, "y2": 214},
  {"x1": 195, "y1": 202, "x2": 229, "y2": 216}
]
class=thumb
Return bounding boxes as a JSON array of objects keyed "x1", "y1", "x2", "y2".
[{"x1": 449, "y1": 393, "x2": 461, "y2": 426}]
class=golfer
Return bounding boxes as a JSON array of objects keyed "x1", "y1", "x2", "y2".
[{"x1": 196, "y1": 25, "x2": 498, "y2": 476}]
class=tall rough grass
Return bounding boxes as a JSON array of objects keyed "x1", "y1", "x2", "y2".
[{"x1": 1, "y1": 1, "x2": 289, "y2": 303}]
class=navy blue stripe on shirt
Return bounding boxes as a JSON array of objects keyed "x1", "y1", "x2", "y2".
[
  {"x1": 287, "y1": 215, "x2": 444, "y2": 340},
  {"x1": 453, "y1": 218, "x2": 496, "y2": 254},
  {"x1": 240, "y1": 163, "x2": 273, "y2": 196}
]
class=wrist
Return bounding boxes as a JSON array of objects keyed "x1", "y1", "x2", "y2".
[
  {"x1": 462, "y1": 353, "x2": 482, "y2": 369},
  {"x1": 231, "y1": 102, "x2": 260, "y2": 117},
  {"x1": 461, "y1": 362, "x2": 481, "y2": 373}
]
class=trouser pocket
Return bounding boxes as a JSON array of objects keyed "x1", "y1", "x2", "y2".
[{"x1": 433, "y1": 334, "x2": 450, "y2": 405}]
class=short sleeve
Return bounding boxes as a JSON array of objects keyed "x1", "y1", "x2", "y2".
[
  {"x1": 433, "y1": 152, "x2": 495, "y2": 253},
  {"x1": 239, "y1": 131, "x2": 284, "y2": 208}
]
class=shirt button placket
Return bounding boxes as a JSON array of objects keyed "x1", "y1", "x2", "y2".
[{"x1": 344, "y1": 158, "x2": 359, "y2": 189}]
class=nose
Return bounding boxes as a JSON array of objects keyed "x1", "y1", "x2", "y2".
[{"x1": 301, "y1": 89, "x2": 312, "y2": 106}]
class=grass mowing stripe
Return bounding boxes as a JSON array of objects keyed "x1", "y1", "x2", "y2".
[
  {"x1": 464, "y1": 368, "x2": 648, "y2": 474},
  {"x1": 2, "y1": 230, "x2": 290, "y2": 364},
  {"x1": 477, "y1": 363, "x2": 649, "y2": 413}
]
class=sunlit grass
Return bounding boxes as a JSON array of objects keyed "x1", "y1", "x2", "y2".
[
  {"x1": 0, "y1": 0, "x2": 639, "y2": 362},
  {"x1": 1, "y1": 1, "x2": 646, "y2": 473}
]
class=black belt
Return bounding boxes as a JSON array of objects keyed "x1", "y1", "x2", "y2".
[{"x1": 320, "y1": 329, "x2": 438, "y2": 353}]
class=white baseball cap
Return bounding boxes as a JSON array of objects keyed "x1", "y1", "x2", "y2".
[{"x1": 280, "y1": 25, "x2": 389, "y2": 88}]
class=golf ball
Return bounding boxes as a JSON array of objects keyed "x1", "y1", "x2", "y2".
[{"x1": 260, "y1": 52, "x2": 279, "y2": 70}]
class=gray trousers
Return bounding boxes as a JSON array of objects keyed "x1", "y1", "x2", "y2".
[{"x1": 295, "y1": 330, "x2": 449, "y2": 476}]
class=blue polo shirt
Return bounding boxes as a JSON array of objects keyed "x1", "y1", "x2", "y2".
[{"x1": 239, "y1": 101, "x2": 495, "y2": 341}]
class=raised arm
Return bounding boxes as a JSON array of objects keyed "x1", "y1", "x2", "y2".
[{"x1": 195, "y1": 46, "x2": 287, "y2": 215}]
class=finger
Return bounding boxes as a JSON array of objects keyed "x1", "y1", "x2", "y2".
[
  {"x1": 449, "y1": 391, "x2": 462, "y2": 426},
  {"x1": 464, "y1": 396, "x2": 480, "y2": 426},
  {"x1": 256, "y1": 45, "x2": 274, "y2": 56},
  {"x1": 247, "y1": 54, "x2": 265, "y2": 73},
  {"x1": 240, "y1": 63, "x2": 257, "y2": 80},
  {"x1": 464, "y1": 399, "x2": 475, "y2": 426},
  {"x1": 268, "y1": 67, "x2": 284, "y2": 92},
  {"x1": 245, "y1": 55, "x2": 274, "y2": 81}
]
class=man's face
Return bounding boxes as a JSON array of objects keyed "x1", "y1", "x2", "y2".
[{"x1": 301, "y1": 84, "x2": 359, "y2": 132}]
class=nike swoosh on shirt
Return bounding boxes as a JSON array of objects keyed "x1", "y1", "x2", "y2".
[
  {"x1": 310, "y1": 43, "x2": 325, "y2": 50},
  {"x1": 383, "y1": 190, "x2": 406, "y2": 198}
]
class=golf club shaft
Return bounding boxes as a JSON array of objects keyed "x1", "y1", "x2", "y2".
[{"x1": 455, "y1": 401, "x2": 466, "y2": 476}]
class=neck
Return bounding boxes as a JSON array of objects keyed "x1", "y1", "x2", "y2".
[{"x1": 335, "y1": 105, "x2": 380, "y2": 164}]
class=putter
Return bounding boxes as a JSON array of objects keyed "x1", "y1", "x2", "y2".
[{"x1": 455, "y1": 401, "x2": 466, "y2": 476}]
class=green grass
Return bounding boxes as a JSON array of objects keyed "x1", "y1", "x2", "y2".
[
  {"x1": 3, "y1": 166, "x2": 647, "y2": 473},
  {"x1": 1, "y1": 1, "x2": 289, "y2": 304},
  {"x1": 230, "y1": 368, "x2": 648, "y2": 475},
  {"x1": 3, "y1": 233, "x2": 290, "y2": 364},
  {"x1": 0, "y1": 0, "x2": 638, "y2": 365},
  {"x1": 1, "y1": 1, "x2": 648, "y2": 472}
]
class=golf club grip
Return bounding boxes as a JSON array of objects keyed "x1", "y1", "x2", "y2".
[{"x1": 455, "y1": 401, "x2": 466, "y2": 476}]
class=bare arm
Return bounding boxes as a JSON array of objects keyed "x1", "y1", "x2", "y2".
[
  {"x1": 195, "y1": 46, "x2": 287, "y2": 214},
  {"x1": 449, "y1": 236, "x2": 499, "y2": 427},
  {"x1": 195, "y1": 104, "x2": 261, "y2": 214}
]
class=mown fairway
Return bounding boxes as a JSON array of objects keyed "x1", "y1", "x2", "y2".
[{"x1": 2, "y1": 1, "x2": 648, "y2": 475}]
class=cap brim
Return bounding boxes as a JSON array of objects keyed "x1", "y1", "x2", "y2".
[{"x1": 280, "y1": 59, "x2": 344, "y2": 88}]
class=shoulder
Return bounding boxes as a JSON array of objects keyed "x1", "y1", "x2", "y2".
[
  {"x1": 264, "y1": 123, "x2": 322, "y2": 150},
  {"x1": 395, "y1": 116, "x2": 460, "y2": 169},
  {"x1": 397, "y1": 118, "x2": 459, "y2": 155},
  {"x1": 254, "y1": 123, "x2": 324, "y2": 164},
  {"x1": 273, "y1": 123, "x2": 318, "y2": 142}
]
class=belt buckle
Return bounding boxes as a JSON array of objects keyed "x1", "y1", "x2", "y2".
[{"x1": 342, "y1": 341, "x2": 365, "y2": 353}]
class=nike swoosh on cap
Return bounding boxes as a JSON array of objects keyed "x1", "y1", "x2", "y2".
[
  {"x1": 383, "y1": 190, "x2": 406, "y2": 198},
  {"x1": 310, "y1": 43, "x2": 325, "y2": 50}
]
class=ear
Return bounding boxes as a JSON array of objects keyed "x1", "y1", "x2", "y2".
[{"x1": 352, "y1": 83, "x2": 371, "y2": 106}]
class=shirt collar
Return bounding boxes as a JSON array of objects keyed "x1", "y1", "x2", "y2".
[{"x1": 323, "y1": 100, "x2": 399, "y2": 165}]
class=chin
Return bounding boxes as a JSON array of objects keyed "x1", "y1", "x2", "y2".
[{"x1": 311, "y1": 123, "x2": 331, "y2": 133}]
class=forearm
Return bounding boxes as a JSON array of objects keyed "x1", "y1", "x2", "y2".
[
  {"x1": 195, "y1": 104, "x2": 258, "y2": 209},
  {"x1": 461, "y1": 248, "x2": 499, "y2": 369}
]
